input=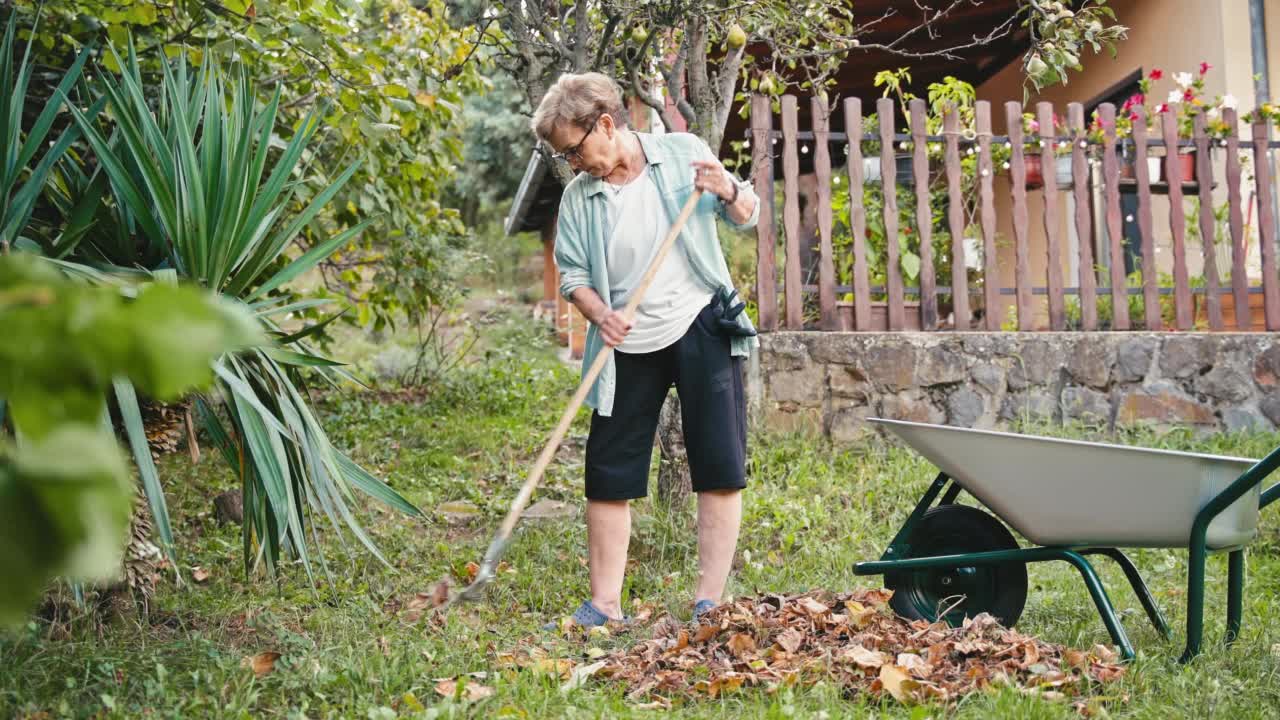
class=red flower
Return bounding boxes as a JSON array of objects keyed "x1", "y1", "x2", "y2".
[
  {"x1": 1184, "y1": 88, "x2": 1195, "y2": 102},
  {"x1": 1129, "y1": 111, "x2": 1140, "y2": 123},
  {"x1": 1149, "y1": 68, "x2": 1163, "y2": 80},
  {"x1": 1199, "y1": 61, "x2": 1212, "y2": 75},
  {"x1": 1156, "y1": 103, "x2": 1170, "y2": 114}
]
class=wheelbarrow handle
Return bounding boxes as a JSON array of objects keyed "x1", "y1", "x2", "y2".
[
  {"x1": 1261, "y1": 482, "x2": 1280, "y2": 510},
  {"x1": 457, "y1": 189, "x2": 705, "y2": 601}
]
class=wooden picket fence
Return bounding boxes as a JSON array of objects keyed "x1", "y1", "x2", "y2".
[{"x1": 748, "y1": 94, "x2": 1280, "y2": 332}]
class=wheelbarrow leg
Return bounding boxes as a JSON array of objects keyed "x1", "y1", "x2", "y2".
[
  {"x1": 1180, "y1": 540, "x2": 1208, "y2": 663},
  {"x1": 879, "y1": 472, "x2": 952, "y2": 561},
  {"x1": 1226, "y1": 549, "x2": 1245, "y2": 645},
  {"x1": 1082, "y1": 548, "x2": 1171, "y2": 640},
  {"x1": 939, "y1": 482, "x2": 963, "y2": 505},
  {"x1": 1056, "y1": 550, "x2": 1136, "y2": 662}
]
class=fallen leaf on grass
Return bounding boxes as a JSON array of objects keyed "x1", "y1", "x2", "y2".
[
  {"x1": 796, "y1": 596, "x2": 829, "y2": 616},
  {"x1": 532, "y1": 658, "x2": 575, "y2": 678},
  {"x1": 726, "y1": 632, "x2": 757, "y2": 658},
  {"x1": 430, "y1": 578, "x2": 451, "y2": 607},
  {"x1": 775, "y1": 627, "x2": 804, "y2": 653},
  {"x1": 879, "y1": 664, "x2": 918, "y2": 703},
  {"x1": 434, "y1": 677, "x2": 495, "y2": 702},
  {"x1": 1063, "y1": 648, "x2": 1089, "y2": 668},
  {"x1": 841, "y1": 644, "x2": 888, "y2": 669},
  {"x1": 191, "y1": 567, "x2": 210, "y2": 583},
  {"x1": 694, "y1": 672, "x2": 746, "y2": 697},
  {"x1": 241, "y1": 651, "x2": 280, "y2": 678},
  {"x1": 897, "y1": 652, "x2": 929, "y2": 677},
  {"x1": 437, "y1": 501, "x2": 480, "y2": 522},
  {"x1": 693, "y1": 623, "x2": 718, "y2": 643},
  {"x1": 560, "y1": 661, "x2": 607, "y2": 692},
  {"x1": 402, "y1": 590, "x2": 444, "y2": 622}
]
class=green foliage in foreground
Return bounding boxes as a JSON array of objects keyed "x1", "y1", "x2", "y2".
[
  {"x1": 58, "y1": 40, "x2": 421, "y2": 581},
  {"x1": 0, "y1": 253, "x2": 261, "y2": 627},
  {"x1": 2, "y1": 306, "x2": 1279, "y2": 717}
]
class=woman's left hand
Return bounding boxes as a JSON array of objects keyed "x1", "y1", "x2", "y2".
[{"x1": 691, "y1": 159, "x2": 736, "y2": 202}]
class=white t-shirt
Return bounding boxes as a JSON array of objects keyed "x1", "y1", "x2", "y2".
[{"x1": 603, "y1": 171, "x2": 712, "y2": 354}]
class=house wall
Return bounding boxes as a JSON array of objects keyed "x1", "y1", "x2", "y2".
[{"x1": 974, "y1": 0, "x2": 1275, "y2": 327}]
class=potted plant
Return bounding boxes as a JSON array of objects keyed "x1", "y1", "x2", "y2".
[
  {"x1": 1034, "y1": 112, "x2": 1075, "y2": 188},
  {"x1": 1151, "y1": 62, "x2": 1233, "y2": 183},
  {"x1": 855, "y1": 112, "x2": 916, "y2": 187},
  {"x1": 1123, "y1": 89, "x2": 1161, "y2": 181},
  {"x1": 1045, "y1": 113, "x2": 1075, "y2": 187},
  {"x1": 1020, "y1": 114, "x2": 1045, "y2": 188},
  {"x1": 1088, "y1": 102, "x2": 1160, "y2": 181}
]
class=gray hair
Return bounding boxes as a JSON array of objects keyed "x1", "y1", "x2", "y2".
[{"x1": 531, "y1": 72, "x2": 626, "y2": 142}]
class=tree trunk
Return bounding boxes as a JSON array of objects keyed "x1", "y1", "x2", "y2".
[{"x1": 655, "y1": 391, "x2": 692, "y2": 509}]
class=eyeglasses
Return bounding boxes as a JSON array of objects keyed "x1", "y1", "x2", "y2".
[{"x1": 549, "y1": 114, "x2": 600, "y2": 163}]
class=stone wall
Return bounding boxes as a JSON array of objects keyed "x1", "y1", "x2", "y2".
[{"x1": 748, "y1": 333, "x2": 1280, "y2": 442}]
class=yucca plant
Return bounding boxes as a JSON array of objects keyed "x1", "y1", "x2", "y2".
[
  {"x1": 64, "y1": 42, "x2": 421, "y2": 581},
  {"x1": 0, "y1": 11, "x2": 100, "y2": 254}
]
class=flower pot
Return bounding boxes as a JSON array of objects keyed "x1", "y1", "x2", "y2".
[
  {"x1": 837, "y1": 300, "x2": 923, "y2": 331},
  {"x1": 1176, "y1": 150, "x2": 1196, "y2": 183},
  {"x1": 1023, "y1": 153, "x2": 1044, "y2": 188},
  {"x1": 1054, "y1": 155, "x2": 1074, "y2": 187},
  {"x1": 1194, "y1": 289, "x2": 1267, "y2": 331},
  {"x1": 1119, "y1": 156, "x2": 1163, "y2": 182},
  {"x1": 862, "y1": 154, "x2": 916, "y2": 187}
]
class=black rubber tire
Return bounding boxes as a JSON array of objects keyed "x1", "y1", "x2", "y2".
[{"x1": 885, "y1": 504, "x2": 1028, "y2": 628}]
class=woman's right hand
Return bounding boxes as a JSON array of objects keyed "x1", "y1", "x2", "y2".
[{"x1": 596, "y1": 309, "x2": 633, "y2": 347}]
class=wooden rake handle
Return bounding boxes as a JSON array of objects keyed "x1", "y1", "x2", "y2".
[{"x1": 467, "y1": 189, "x2": 704, "y2": 591}]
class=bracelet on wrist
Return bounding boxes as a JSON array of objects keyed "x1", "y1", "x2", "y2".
[{"x1": 722, "y1": 181, "x2": 739, "y2": 205}]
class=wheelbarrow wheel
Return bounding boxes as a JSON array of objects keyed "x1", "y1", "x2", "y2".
[{"x1": 885, "y1": 504, "x2": 1027, "y2": 628}]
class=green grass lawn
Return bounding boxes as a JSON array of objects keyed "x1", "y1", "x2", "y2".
[{"x1": 4, "y1": 304, "x2": 1280, "y2": 718}]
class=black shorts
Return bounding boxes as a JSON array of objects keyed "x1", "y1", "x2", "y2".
[{"x1": 584, "y1": 302, "x2": 748, "y2": 501}]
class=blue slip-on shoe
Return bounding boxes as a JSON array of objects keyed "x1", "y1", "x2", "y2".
[
  {"x1": 692, "y1": 599, "x2": 718, "y2": 622},
  {"x1": 543, "y1": 600, "x2": 629, "y2": 631}
]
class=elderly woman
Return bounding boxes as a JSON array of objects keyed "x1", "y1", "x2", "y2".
[{"x1": 532, "y1": 72, "x2": 760, "y2": 627}]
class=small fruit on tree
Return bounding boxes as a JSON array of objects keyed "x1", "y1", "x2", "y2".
[{"x1": 727, "y1": 23, "x2": 747, "y2": 49}]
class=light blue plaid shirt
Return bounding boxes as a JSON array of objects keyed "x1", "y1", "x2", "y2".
[{"x1": 553, "y1": 131, "x2": 760, "y2": 417}]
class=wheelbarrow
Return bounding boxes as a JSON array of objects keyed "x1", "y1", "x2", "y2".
[{"x1": 853, "y1": 418, "x2": 1280, "y2": 662}]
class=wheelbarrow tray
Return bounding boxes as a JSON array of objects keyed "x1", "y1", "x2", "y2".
[{"x1": 872, "y1": 418, "x2": 1260, "y2": 549}]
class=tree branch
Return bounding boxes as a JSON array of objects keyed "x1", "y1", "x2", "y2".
[
  {"x1": 592, "y1": 9, "x2": 623, "y2": 70},
  {"x1": 571, "y1": 0, "x2": 590, "y2": 70},
  {"x1": 624, "y1": 29, "x2": 680, "y2": 132}
]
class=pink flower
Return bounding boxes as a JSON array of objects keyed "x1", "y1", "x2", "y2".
[
  {"x1": 1156, "y1": 103, "x2": 1170, "y2": 114},
  {"x1": 1128, "y1": 111, "x2": 1140, "y2": 123},
  {"x1": 1200, "y1": 61, "x2": 1212, "y2": 75},
  {"x1": 1184, "y1": 88, "x2": 1195, "y2": 102},
  {"x1": 1149, "y1": 68, "x2": 1163, "y2": 80}
]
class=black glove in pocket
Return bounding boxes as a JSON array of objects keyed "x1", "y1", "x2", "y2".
[{"x1": 708, "y1": 286, "x2": 757, "y2": 338}]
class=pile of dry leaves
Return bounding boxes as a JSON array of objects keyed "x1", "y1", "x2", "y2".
[{"x1": 579, "y1": 589, "x2": 1126, "y2": 710}]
